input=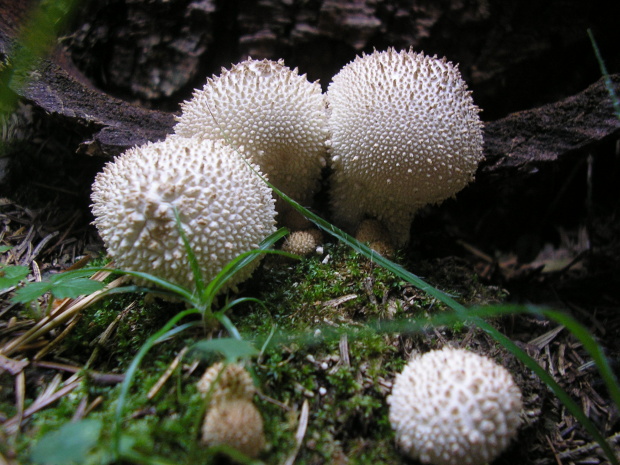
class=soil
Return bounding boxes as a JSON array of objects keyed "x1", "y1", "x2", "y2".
[{"x1": 1, "y1": 1, "x2": 620, "y2": 464}]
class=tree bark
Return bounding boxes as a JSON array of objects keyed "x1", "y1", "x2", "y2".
[{"x1": 1, "y1": 0, "x2": 619, "y2": 169}]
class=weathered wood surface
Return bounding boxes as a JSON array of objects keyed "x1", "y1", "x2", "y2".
[{"x1": 1, "y1": 0, "x2": 619, "y2": 168}]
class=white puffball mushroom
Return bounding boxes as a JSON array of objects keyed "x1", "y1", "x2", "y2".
[
  {"x1": 327, "y1": 48, "x2": 484, "y2": 246},
  {"x1": 201, "y1": 398, "x2": 265, "y2": 458},
  {"x1": 175, "y1": 58, "x2": 328, "y2": 222},
  {"x1": 388, "y1": 347, "x2": 523, "y2": 465},
  {"x1": 197, "y1": 362, "x2": 256, "y2": 405},
  {"x1": 91, "y1": 136, "x2": 276, "y2": 293},
  {"x1": 281, "y1": 229, "x2": 323, "y2": 256}
]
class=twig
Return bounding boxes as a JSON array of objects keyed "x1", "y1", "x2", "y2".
[
  {"x1": 0, "y1": 276, "x2": 126, "y2": 356},
  {"x1": 147, "y1": 347, "x2": 188, "y2": 400},
  {"x1": 3, "y1": 376, "x2": 80, "y2": 433},
  {"x1": 282, "y1": 400, "x2": 309, "y2": 465}
]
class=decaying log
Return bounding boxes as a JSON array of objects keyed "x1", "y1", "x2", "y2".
[
  {"x1": 0, "y1": 0, "x2": 618, "y2": 170},
  {"x1": 480, "y1": 75, "x2": 620, "y2": 181}
]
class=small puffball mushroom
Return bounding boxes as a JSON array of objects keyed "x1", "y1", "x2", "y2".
[
  {"x1": 355, "y1": 219, "x2": 395, "y2": 257},
  {"x1": 281, "y1": 229, "x2": 323, "y2": 256},
  {"x1": 327, "y1": 48, "x2": 484, "y2": 246},
  {"x1": 197, "y1": 362, "x2": 255, "y2": 404},
  {"x1": 91, "y1": 136, "x2": 276, "y2": 293},
  {"x1": 201, "y1": 398, "x2": 265, "y2": 458},
  {"x1": 388, "y1": 347, "x2": 523, "y2": 465},
  {"x1": 175, "y1": 58, "x2": 328, "y2": 222}
]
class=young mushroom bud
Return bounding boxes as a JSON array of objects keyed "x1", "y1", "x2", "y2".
[
  {"x1": 201, "y1": 398, "x2": 265, "y2": 458},
  {"x1": 197, "y1": 362, "x2": 256, "y2": 405},
  {"x1": 91, "y1": 136, "x2": 276, "y2": 293},
  {"x1": 175, "y1": 58, "x2": 328, "y2": 226},
  {"x1": 327, "y1": 48, "x2": 484, "y2": 246},
  {"x1": 388, "y1": 347, "x2": 523, "y2": 465},
  {"x1": 281, "y1": 229, "x2": 323, "y2": 257}
]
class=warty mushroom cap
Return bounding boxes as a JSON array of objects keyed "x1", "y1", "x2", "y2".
[
  {"x1": 91, "y1": 136, "x2": 276, "y2": 293},
  {"x1": 201, "y1": 398, "x2": 265, "y2": 458},
  {"x1": 281, "y1": 229, "x2": 323, "y2": 256},
  {"x1": 174, "y1": 58, "x2": 328, "y2": 217},
  {"x1": 197, "y1": 362, "x2": 256, "y2": 404},
  {"x1": 388, "y1": 347, "x2": 523, "y2": 465},
  {"x1": 327, "y1": 48, "x2": 484, "y2": 246}
]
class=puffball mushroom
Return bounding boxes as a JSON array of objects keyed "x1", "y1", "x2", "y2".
[
  {"x1": 197, "y1": 362, "x2": 256, "y2": 404},
  {"x1": 281, "y1": 229, "x2": 323, "y2": 256},
  {"x1": 197, "y1": 363, "x2": 265, "y2": 458},
  {"x1": 91, "y1": 136, "x2": 276, "y2": 293},
  {"x1": 388, "y1": 347, "x2": 523, "y2": 465},
  {"x1": 175, "y1": 58, "x2": 328, "y2": 224},
  {"x1": 327, "y1": 48, "x2": 484, "y2": 246},
  {"x1": 201, "y1": 398, "x2": 265, "y2": 458}
]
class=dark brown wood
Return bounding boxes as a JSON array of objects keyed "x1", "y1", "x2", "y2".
[
  {"x1": 480, "y1": 75, "x2": 620, "y2": 181},
  {"x1": 0, "y1": 0, "x2": 618, "y2": 167}
]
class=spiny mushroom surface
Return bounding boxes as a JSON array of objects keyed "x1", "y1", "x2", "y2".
[
  {"x1": 327, "y1": 48, "x2": 484, "y2": 246},
  {"x1": 201, "y1": 398, "x2": 265, "y2": 458},
  {"x1": 388, "y1": 347, "x2": 523, "y2": 465},
  {"x1": 197, "y1": 362, "x2": 256, "y2": 404},
  {"x1": 281, "y1": 229, "x2": 322, "y2": 256},
  {"x1": 174, "y1": 58, "x2": 328, "y2": 221},
  {"x1": 91, "y1": 136, "x2": 276, "y2": 293}
]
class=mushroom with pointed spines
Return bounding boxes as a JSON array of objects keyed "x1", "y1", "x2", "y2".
[
  {"x1": 175, "y1": 58, "x2": 328, "y2": 226},
  {"x1": 327, "y1": 48, "x2": 484, "y2": 246},
  {"x1": 388, "y1": 347, "x2": 523, "y2": 465},
  {"x1": 90, "y1": 136, "x2": 276, "y2": 293}
]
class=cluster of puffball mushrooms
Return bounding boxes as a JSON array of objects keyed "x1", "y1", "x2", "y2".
[
  {"x1": 90, "y1": 48, "x2": 524, "y2": 463},
  {"x1": 91, "y1": 47, "x2": 484, "y2": 292}
]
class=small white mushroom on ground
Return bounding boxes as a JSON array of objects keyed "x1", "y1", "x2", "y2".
[
  {"x1": 175, "y1": 58, "x2": 328, "y2": 225},
  {"x1": 354, "y1": 218, "x2": 395, "y2": 257},
  {"x1": 327, "y1": 48, "x2": 484, "y2": 246},
  {"x1": 197, "y1": 362, "x2": 256, "y2": 404},
  {"x1": 281, "y1": 229, "x2": 323, "y2": 256},
  {"x1": 197, "y1": 363, "x2": 265, "y2": 458},
  {"x1": 388, "y1": 347, "x2": 523, "y2": 465},
  {"x1": 201, "y1": 398, "x2": 265, "y2": 458},
  {"x1": 91, "y1": 136, "x2": 276, "y2": 293}
]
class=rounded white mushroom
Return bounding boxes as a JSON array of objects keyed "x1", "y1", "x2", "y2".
[
  {"x1": 91, "y1": 136, "x2": 276, "y2": 293},
  {"x1": 201, "y1": 398, "x2": 265, "y2": 458},
  {"x1": 388, "y1": 347, "x2": 523, "y2": 465},
  {"x1": 175, "y1": 58, "x2": 328, "y2": 223},
  {"x1": 327, "y1": 48, "x2": 484, "y2": 246},
  {"x1": 281, "y1": 229, "x2": 323, "y2": 257},
  {"x1": 197, "y1": 362, "x2": 256, "y2": 405}
]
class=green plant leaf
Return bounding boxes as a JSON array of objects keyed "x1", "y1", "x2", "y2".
[
  {"x1": 0, "y1": 264, "x2": 29, "y2": 289},
  {"x1": 30, "y1": 419, "x2": 102, "y2": 465},
  {"x1": 11, "y1": 272, "x2": 106, "y2": 303},
  {"x1": 0, "y1": 245, "x2": 12, "y2": 253},
  {"x1": 12, "y1": 281, "x2": 53, "y2": 303},
  {"x1": 47, "y1": 277, "x2": 106, "y2": 299},
  {"x1": 189, "y1": 338, "x2": 259, "y2": 363}
]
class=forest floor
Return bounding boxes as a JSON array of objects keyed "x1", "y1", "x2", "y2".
[{"x1": 0, "y1": 117, "x2": 619, "y2": 465}]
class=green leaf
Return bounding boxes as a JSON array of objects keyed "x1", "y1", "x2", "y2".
[
  {"x1": 48, "y1": 277, "x2": 105, "y2": 299},
  {"x1": 0, "y1": 264, "x2": 29, "y2": 289},
  {"x1": 12, "y1": 281, "x2": 53, "y2": 303},
  {"x1": 189, "y1": 338, "x2": 259, "y2": 363},
  {"x1": 0, "y1": 245, "x2": 12, "y2": 253},
  {"x1": 30, "y1": 419, "x2": 102, "y2": 464},
  {"x1": 11, "y1": 271, "x2": 106, "y2": 303}
]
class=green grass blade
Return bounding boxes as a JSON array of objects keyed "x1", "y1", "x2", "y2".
[
  {"x1": 210, "y1": 101, "x2": 619, "y2": 463},
  {"x1": 172, "y1": 207, "x2": 206, "y2": 299},
  {"x1": 201, "y1": 228, "x2": 289, "y2": 306},
  {"x1": 588, "y1": 29, "x2": 620, "y2": 120},
  {"x1": 112, "y1": 308, "x2": 201, "y2": 457},
  {"x1": 539, "y1": 308, "x2": 620, "y2": 410}
]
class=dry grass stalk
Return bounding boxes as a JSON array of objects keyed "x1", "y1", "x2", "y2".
[
  {"x1": 282, "y1": 399, "x2": 309, "y2": 465},
  {"x1": 0, "y1": 275, "x2": 127, "y2": 357}
]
